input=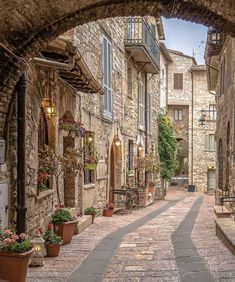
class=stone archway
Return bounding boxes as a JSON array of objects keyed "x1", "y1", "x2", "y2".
[{"x1": 1, "y1": 0, "x2": 235, "y2": 135}]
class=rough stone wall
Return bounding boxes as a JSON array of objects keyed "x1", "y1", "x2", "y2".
[
  {"x1": 167, "y1": 51, "x2": 195, "y2": 182},
  {"x1": 191, "y1": 66, "x2": 216, "y2": 193},
  {"x1": 215, "y1": 37, "x2": 235, "y2": 196},
  {"x1": 72, "y1": 17, "x2": 161, "y2": 210},
  {"x1": 159, "y1": 53, "x2": 168, "y2": 111}
]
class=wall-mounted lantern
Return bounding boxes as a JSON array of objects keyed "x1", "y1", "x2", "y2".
[
  {"x1": 114, "y1": 125, "x2": 121, "y2": 146},
  {"x1": 198, "y1": 113, "x2": 206, "y2": 127},
  {"x1": 43, "y1": 98, "x2": 56, "y2": 118}
]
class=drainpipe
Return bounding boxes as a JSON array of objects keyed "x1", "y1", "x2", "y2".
[
  {"x1": 16, "y1": 73, "x2": 27, "y2": 234},
  {"x1": 145, "y1": 73, "x2": 148, "y2": 184},
  {"x1": 190, "y1": 70, "x2": 194, "y2": 186}
]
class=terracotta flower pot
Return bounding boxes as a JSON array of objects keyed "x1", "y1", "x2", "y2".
[
  {"x1": 103, "y1": 209, "x2": 113, "y2": 217},
  {"x1": 46, "y1": 244, "x2": 61, "y2": 257},
  {"x1": 0, "y1": 248, "x2": 34, "y2": 282},
  {"x1": 54, "y1": 220, "x2": 77, "y2": 244}
]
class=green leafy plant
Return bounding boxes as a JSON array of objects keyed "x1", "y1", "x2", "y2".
[
  {"x1": 84, "y1": 207, "x2": 97, "y2": 215},
  {"x1": 51, "y1": 209, "x2": 74, "y2": 224},
  {"x1": 43, "y1": 223, "x2": 63, "y2": 245},
  {"x1": 158, "y1": 113, "x2": 178, "y2": 181},
  {"x1": 0, "y1": 229, "x2": 32, "y2": 253}
]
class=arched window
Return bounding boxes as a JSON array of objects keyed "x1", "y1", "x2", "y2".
[{"x1": 218, "y1": 139, "x2": 223, "y2": 190}]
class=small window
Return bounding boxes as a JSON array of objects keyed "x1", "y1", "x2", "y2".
[
  {"x1": 174, "y1": 73, "x2": 183, "y2": 90},
  {"x1": 209, "y1": 105, "x2": 217, "y2": 120},
  {"x1": 206, "y1": 134, "x2": 216, "y2": 151},
  {"x1": 128, "y1": 140, "x2": 134, "y2": 171},
  {"x1": 174, "y1": 108, "x2": 183, "y2": 121},
  {"x1": 103, "y1": 35, "x2": 112, "y2": 119},
  {"x1": 138, "y1": 81, "x2": 144, "y2": 130}
]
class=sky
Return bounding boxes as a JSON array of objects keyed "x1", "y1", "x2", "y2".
[{"x1": 162, "y1": 18, "x2": 208, "y2": 65}]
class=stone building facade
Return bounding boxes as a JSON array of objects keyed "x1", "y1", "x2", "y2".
[
  {"x1": 0, "y1": 17, "x2": 162, "y2": 232},
  {"x1": 206, "y1": 33, "x2": 235, "y2": 199},
  {"x1": 167, "y1": 50, "x2": 216, "y2": 192}
]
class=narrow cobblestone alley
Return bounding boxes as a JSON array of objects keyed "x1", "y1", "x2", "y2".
[{"x1": 27, "y1": 190, "x2": 235, "y2": 282}]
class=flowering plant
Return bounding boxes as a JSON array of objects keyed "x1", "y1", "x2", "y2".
[
  {"x1": 107, "y1": 202, "x2": 115, "y2": 209},
  {"x1": 51, "y1": 208, "x2": 75, "y2": 224},
  {"x1": 0, "y1": 229, "x2": 32, "y2": 253},
  {"x1": 37, "y1": 171, "x2": 49, "y2": 192},
  {"x1": 59, "y1": 118, "x2": 86, "y2": 137},
  {"x1": 43, "y1": 224, "x2": 63, "y2": 246}
]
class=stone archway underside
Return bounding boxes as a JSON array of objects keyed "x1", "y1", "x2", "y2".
[{"x1": 0, "y1": 0, "x2": 235, "y2": 131}]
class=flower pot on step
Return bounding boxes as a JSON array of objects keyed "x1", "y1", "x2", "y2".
[
  {"x1": 54, "y1": 220, "x2": 77, "y2": 244},
  {"x1": 45, "y1": 244, "x2": 61, "y2": 257},
  {"x1": 0, "y1": 248, "x2": 34, "y2": 282},
  {"x1": 103, "y1": 209, "x2": 113, "y2": 217}
]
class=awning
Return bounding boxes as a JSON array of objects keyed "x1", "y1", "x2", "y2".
[{"x1": 41, "y1": 37, "x2": 104, "y2": 95}]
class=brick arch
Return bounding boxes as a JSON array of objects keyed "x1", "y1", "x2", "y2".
[{"x1": 1, "y1": 0, "x2": 235, "y2": 131}]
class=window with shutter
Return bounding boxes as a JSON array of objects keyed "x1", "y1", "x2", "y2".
[
  {"x1": 174, "y1": 73, "x2": 183, "y2": 90},
  {"x1": 147, "y1": 93, "x2": 152, "y2": 135},
  {"x1": 128, "y1": 140, "x2": 134, "y2": 171},
  {"x1": 138, "y1": 81, "x2": 144, "y2": 130},
  {"x1": 103, "y1": 36, "x2": 112, "y2": 119},
  {"x1": 127, "y1": 63, "x2": 133, "y2": 98},
  {"x1": 205, "y1": 134, "x2": 216, "y2": 151},
  {"x1": 209, "y1": 104, "x2": 216, "y2": 120},
  {"x1": 174, "y1": 108, "x2": 183, "y2": 121}
]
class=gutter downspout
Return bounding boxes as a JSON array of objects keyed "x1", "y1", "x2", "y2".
[
  {"x1": 16, "y1": 73, "x2": 27, "y2": 234},
  {"x1": 191, "y1": 70, "x2": 194, "y2": 186},
  {"x1": 33, "y1": 52, "x2": 75, "y2": 71}
]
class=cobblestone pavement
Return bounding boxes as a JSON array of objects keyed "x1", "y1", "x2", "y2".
[{"x1": 27, "y1": 191, "x2": 235, "y2": 282}]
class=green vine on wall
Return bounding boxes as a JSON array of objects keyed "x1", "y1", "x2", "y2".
[{"x1": 158, "y1": 113, "x2": 178, "y2": 181}]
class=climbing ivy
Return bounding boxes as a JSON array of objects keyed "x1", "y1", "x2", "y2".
[{"x1": 158, "y1": 113, "x2": 178, "y2": 181}]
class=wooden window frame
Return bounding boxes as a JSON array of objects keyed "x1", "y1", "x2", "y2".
[
  {"x1": 103, "y1": 35, "x2": 112, "y2": 119},
  {"x1": 174, "y1": 108, "x2": 183, "y2": 121},
  {"x1": 174, "y1": 73, "x2": 183, "y2": 90}
]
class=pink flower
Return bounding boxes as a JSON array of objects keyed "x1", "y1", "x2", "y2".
[
  {"x1": 4, "y1": 238, "x2": 12, "y2": 245},
  {"x1": 10, "y1": 234, "x2": 19, "y2": 241},
  {"x1": 19, "y1": 233, "x2": 27, "y2": 240},
  {"x1": 4, "y1": 230, "x2": 13, "y2": 236},
  {"x1": 47, "y1": 223, "x2": 53, "y2": 230},
  {"x1": 37, "y1": 227, "x2": 44, "y2": 235}
]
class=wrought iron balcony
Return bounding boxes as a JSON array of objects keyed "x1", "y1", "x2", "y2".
[
  {"x1": 206, "y1": 27, "x2": 226, "y2": 57},
  {"x1": 124, "y1": 17, "x2": 160, "y2": 73}
]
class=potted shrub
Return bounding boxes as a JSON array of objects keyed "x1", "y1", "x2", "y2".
[
  {"x1": 0, "y1": 229, "x2": 33, "y2": 282},
  {"x1": 43, "y1": 223, "x2": 63, "y2": 257},
  {"x1": 51, "y1": 208, "x2": 77, "y2": 244},
  {"x1": 84, "y1": 207, "x2": 97, "y2": 223},
  {"x1": 103, "y1": 202, "x2": 114, "y2": 217}
]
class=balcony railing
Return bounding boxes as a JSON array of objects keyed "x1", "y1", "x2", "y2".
[
  {"x1": 124, "y1": 17, "x2": 160, "y2": 73},
  {"x1": 207, "y1": 28, "x2": 226, "y2": 57}
]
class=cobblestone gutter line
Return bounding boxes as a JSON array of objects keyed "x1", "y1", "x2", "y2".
[
  {"x1": 101, "y1": 195, "x2": 199, "y2": 282},
  {"x1": 192, "y1": 195, "x2": 235, "y2": 282},
  {"x1": 172, "y1": 197, "x2": 214, "y2": 282},
  {"x1": 28, "y1": 198, "x2": 175, "y2": 282}
]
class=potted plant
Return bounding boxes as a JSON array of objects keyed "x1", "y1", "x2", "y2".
[
  {"x1": 103, "y1": 202, "x2": 114, "y2": 217},
  {"x1": 39, "y1": 145, "x2": 83, "y2": 207},
  {"x1": 59, "y1": 118, "x2": 86, "y2": 137},
  {"x1": 0, "y1": 229, "x2": 33, "y2": 282},
  {"x1": 43, "y1": 223, "x2": 63, "y2": 257},
  {"x1": 51, "y1": 208, "x2": 77, "y2": 244},
  {"x1": 84, "y1": 207, "x2": 97, "y2": 223}
]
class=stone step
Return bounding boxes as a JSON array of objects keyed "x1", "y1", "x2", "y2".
[
  {"x1": 75, "y1": 215, "x2": 92, "y2": 234},
  {"x1": 214, "y1": 205, "x2": 233, "y2": 218},
  {"x1": 215, "y1": 217, "x2": 235, "y2": 255}
]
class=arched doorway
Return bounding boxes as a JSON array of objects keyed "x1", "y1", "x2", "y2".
[
  {"x1": 218, "y1": 138, "x2": 223, "y2": 190},
  {"x1": 109, "y1": 141, "x2": 122, "y2": 202},
  {"x1": 62, "y1": 111, "x2": 76, "y2": 207},
  {"x1": 225, "y1": 122, "x2": 231, "y2": 191}
]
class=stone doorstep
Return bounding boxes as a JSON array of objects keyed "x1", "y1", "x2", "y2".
[
  {"x1": 214, "y1": 217, "x2": 235, "y2": 255},
  {"x1": 214, "y1": 205, "x2": 232, "y2": 218},
  {"x1": 75, "y1": 215, "x2": 92, "y2": 234}
]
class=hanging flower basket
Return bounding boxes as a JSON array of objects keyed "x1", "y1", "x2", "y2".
[
  {"x1": 59, "y1": 118, "x2": 86, "y2": 137},
  {"x1": 84, "y1": 162, "x2": 98, "y2": 171}
]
